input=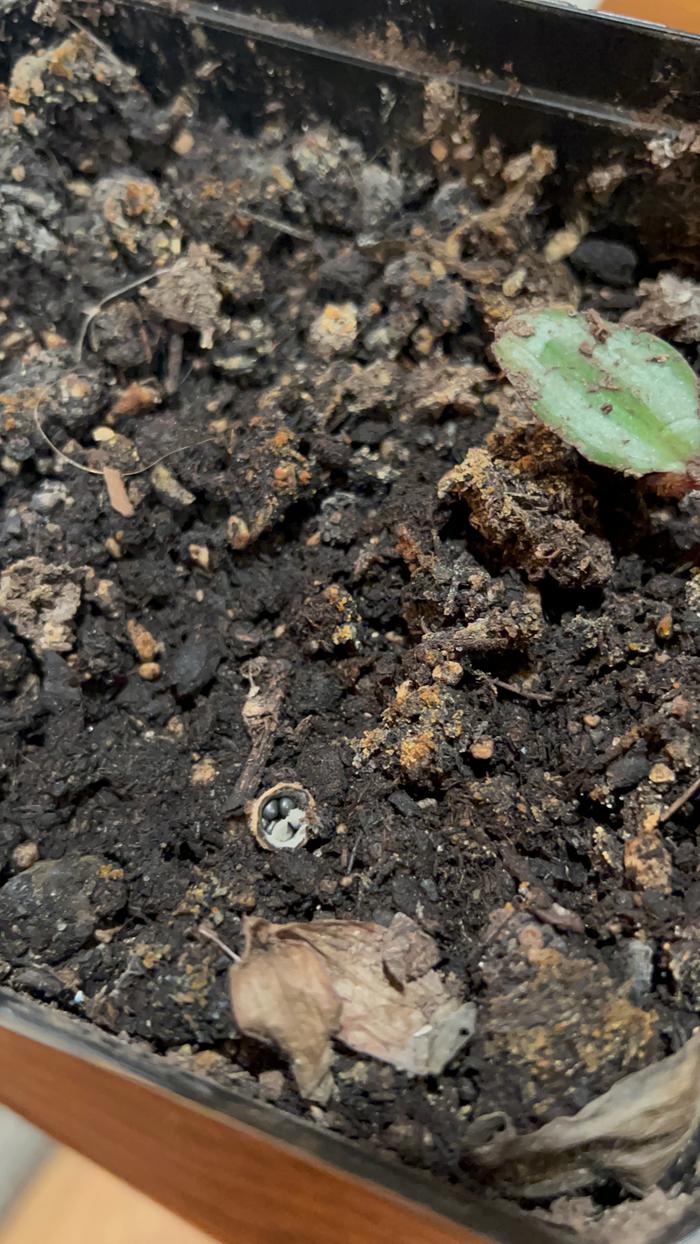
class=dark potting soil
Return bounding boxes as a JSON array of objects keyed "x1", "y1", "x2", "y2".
[{"x1": 0, "y1": 23, "x2": 699, "y2": 1232}]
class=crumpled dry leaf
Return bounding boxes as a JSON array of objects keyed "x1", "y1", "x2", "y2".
[
  {"x1": 466, "y1": 1030, "x2": 700, "y2": 1199},
  {"x1": 229, "y1": 914, "x2": 476, "y2": 1102},
  {"x1": 623, "y1": 272, "x2": 700, "y2": 343},
  {"x1": 381, "y1": 911, "x2": 439, "y2": 985},
  {"x1": 231, "y1": 934, "x2": 340, "y2": 1100}
]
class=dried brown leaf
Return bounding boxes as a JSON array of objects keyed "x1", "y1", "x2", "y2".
[
  {"x1": 229, "y1": 915, "x2": 476, "y2": 1100},
  {"x1": 382, "y1": 911, "x2": 440, "y2": 984},
  {"x1": 230, "y1": 926, "x2": 340, "y2": 1102},
  {"x1": 103, "y1": 467, "x2": 135, "y2": 518},
  {"x1": 467, "y1": 1030, "x2": 700, "y2": 1198}
]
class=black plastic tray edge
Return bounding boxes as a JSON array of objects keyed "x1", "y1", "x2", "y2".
[{"x1": 127, "y1": 0, "x2": 700, "y2": 131}]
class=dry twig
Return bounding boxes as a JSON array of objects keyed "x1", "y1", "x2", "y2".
[
  {"x1": 481, "y1": 674, "x2": 555, "y2": 704},
  {"x1": 74, "y1": 265, "x2": 177, "y2": 362},
  {"x1": 33, "y1": 407, "x2": 216, "y2": 478},
  {"x1": 660, "y1": 773, "x2": 700, "y2": 824},
  {"x1": 33, "y1": 407, "x2": 217, "y2": 517},
  {"x1": 198, "y1": 922, "x2": 241, "y2": 965}
]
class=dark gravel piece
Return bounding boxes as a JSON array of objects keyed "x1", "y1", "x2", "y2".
[
  {"x1": 0, "y1": 856, "x2": 126, "y2": 963},
  {"x1": 570, "y1": 237, "x2": 638, "y2": 287}
]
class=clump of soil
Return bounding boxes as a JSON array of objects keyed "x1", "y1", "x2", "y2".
[{"x1": 0, "y1": 22, "x2": 699, "y2": 1235}]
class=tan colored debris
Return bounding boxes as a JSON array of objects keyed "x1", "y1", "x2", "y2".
[
  {"x1": 476, "y1": 906, "x2": 657, "y2": 1123},
  {"x1": 438, "y1": 442, "x2": 613, "y2": 590},
  {"x1": 126, "y1": 619, "x2": 161, "y2": 662},
  {"x1": 142, "y1": 243, "x2": 225, "y2": 348},
  {"x1": 109, "y1": 382, "x2": 160, "y2": 419},
  {"x1": 103, "y1": 467, "x2": 135, "y2": 518},
  {"x1": 150, "y1": 463, "x2": 195, "y2": 508},
  {"x1": 467, "y1": 1031, "x2": 700, "y2": 1198},
  {"x1": 0, "y1": 557, "x2": 84, "y2": 654},
  {"x1": 191, "y1": 758, "x2": 217, "y2": 785},
  {"x1": 230, "y1": 913, "x2": 476, "y2": 1102},
  {"x1": 235, "y1": 658, "x2": 289, "y2": 800},
  {"x1": 623, "y1": 272, "x2": 700, "y2": 343},
  {"x1": 138, "y1": 662, "x2": 161, "y2": 681},
  {"x1": 309, "y1": 303, "x2": 358, "y2": 359},
  {"x1": 624, "y1": 820, "x2": 672, "y2": 893}
]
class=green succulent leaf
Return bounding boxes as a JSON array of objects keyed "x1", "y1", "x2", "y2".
[{"x1": 493, "y1": 309, "x2": 700, "y2": 481}]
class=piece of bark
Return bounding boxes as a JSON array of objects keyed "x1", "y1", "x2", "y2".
[{"x1": 235, "y1": 657, "x2": 289, "y2": 800}]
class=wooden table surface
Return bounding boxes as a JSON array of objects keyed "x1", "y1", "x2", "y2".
[
  {"x1": 1, "y1": 1150, "x2": 215, "y2": 1244},
  {"x1": 0, "y1": 1013, "x2": 560, "y2": 1244},
  {"x1": 602, "y1": 0, "x2": 700, "y2": 29}
]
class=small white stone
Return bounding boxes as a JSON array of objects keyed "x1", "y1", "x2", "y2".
[{"x1": 32, "y1": 481, "x2": 69, "y2": 513}]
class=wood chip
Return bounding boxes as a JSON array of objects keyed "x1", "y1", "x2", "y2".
[{"x1": 103, "y1": 467, "x2": 135, "y2": 518}]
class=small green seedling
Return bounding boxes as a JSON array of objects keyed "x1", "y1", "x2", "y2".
[{"x1": 493, "y1": 308, "x2": 700, "y2": 494}]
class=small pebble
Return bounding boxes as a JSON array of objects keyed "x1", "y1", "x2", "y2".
[
  {"x1": 258, "y1": 1069, "x2": 285, "y2": 1100},
  {"x1": 627, "y1": 938, "x2": 654, "y2": 1002},
  {"x1": 93, "y1": 578, "x2": 121, "y2": 618},
  {"x1": 11, "y1": 841, "x2": 39, "y2": 871},
  {"x1": 309, "y1": 302, "x2": 358, "y2": 359},
  {"x1": 262, "y1": 799, "x2": 279, "y2": 821},
  {"x1": 470, "y1": 738, "x2": 494, "y2": 761},
  {"x1": 430, "y1": 138, "x2": 449, "y2": 163},
  {"x1": 191, "y1": 758, "x2": 217, "y2": 785},
  {"x1": 172, "y1": 129, "x2": 195, "y2": 156},
  {"x1": 151, "y1": 463, "x2": 195, "y2": 509},
  {"x1": 432, "y1": 661, "x2": 462, "y2": 686},
  {"x1": 279, "y1": 796, "x2": 296, "y2": 816},
  {"x1": 188, "y1": 543, "x2": 210, "y2": 570},
  {"x1": 1, "y1": 455, "x2": 21, "y2": 477},
  {"x1": 502, "y1": 267, "x2": 527, "y2": 298},
  {"x1": 127, "y1": 618, "x2": 161, "y2": 662},
  {"x1": 649, "y1": 763, "x2": 674, "y2": 785},
  {"x1": 227, "y1": 514, "x2": 250, "y2": 550},
  {"x1": 138, "y1": 661, "x2": 161, "y2": 681},
  {"x1": 570, "y1": 237, "x2": 637, "y2": 288},
  {"x1": 31, "y1": 481, "x2": 69, "y2": 513}
]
